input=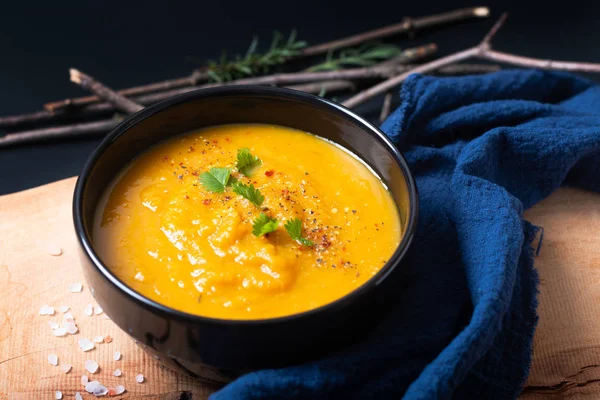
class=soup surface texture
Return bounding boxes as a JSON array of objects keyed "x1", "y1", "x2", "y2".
[{"x1": 94, "y1": 124, "x2": 402, "y2": 319}]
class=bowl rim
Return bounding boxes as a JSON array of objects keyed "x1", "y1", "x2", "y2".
[{"x1": 73, "y1": 85, "x2": 419, "y2": 326}]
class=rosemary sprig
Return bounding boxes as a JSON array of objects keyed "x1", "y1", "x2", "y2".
[
  {"x1": 307, "y1": 43, "x2": 403, "y2": 72},
  {"x1": 206, "y1": 30, "x2": 308, "y2": 82}
]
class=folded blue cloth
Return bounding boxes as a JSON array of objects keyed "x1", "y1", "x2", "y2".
[{"x1": 213, "y1": 70, "x2": 600, "y2": 399}]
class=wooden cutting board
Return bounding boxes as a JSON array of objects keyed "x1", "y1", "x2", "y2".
[{"x1": 1, "y1": 178, "x2": 599, "y2": 399}]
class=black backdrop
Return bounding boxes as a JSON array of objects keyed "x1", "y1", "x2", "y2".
[{"x1": 1, "y1": 0, "x2": 599, "y2": 194}]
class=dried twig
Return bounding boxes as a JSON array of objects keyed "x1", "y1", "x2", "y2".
[
  {"x1": 0, "y1": 63, "x2": 498, "y2": 131},
  {"x1": 42, "y1": 7, "x2": 489, "y2": 112},
  {"x1": 379, "y1": 92, "x2": 394, "y2": 123},
  {"x1": 0, "y1": 45, "x2": 436, "y2": 128},
  {"x1": 69, "y1": 69, "x2": 144, "y2": 114},
  {"x1": 0, "y1": 119, "x2": 120, "y2": 148},
  {"x1": 343, "y1": 13, "x2": 600, "y2": 108},
  {"x1": 287, "y1": 80, "x2": 356, "y2": 94},
  {"x1": 300, "y1": 7, "x2": 489, "y2": 56},
  {"x1": 0, "y1": 64, "x2": 500, "y2": 148}
]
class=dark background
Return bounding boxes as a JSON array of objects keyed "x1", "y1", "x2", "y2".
[{"x1": 1, "y1": 0, "x2": 599, "y2": 195}]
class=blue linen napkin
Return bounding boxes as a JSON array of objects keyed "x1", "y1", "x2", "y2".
[{"x1": 213, "y1": 70, "x2": 600, "y2": 399}]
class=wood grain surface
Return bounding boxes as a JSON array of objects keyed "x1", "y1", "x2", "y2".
[{"x1": 0, "y1": 177, "x2": 599, "y2": 399}]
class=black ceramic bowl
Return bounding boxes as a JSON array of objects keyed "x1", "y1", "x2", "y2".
[{"x1": 73, "y1": 86, "x2": 418, "y2": 384}]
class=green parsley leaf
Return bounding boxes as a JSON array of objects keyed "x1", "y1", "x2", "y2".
[
  {"x1": 252, "y1": 213, "x2": 279, "y2": 237},
  {"x1": 284, "y1": 218, "x2": 314, "y2": 247},
  {"x1": 236, "y1": 148, "x2": 262, "y2": 177},
  {"x1": 199, "y1": 167, "x2": 232, "y2": 193},
  {"x1": 232, "y1": 182, "x2": 264, "y2": 206}
]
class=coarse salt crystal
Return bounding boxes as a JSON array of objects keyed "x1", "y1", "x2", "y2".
[
  {"x1": 65, "y1": 321, "x2": 78, "y2": 334},
  {"x1": 48, "y1": 246, "x2": 63, "y2": 256},
  {"x1": 48, "y1": 321, "x2": 59, "y2": 330},
  {"x1": 61, "y1": 364, "x2": 72, "y2": 373},
  {"x1": 59, "y1": 306, "x2": 69, "y2": 313},
  {"x1": 46, "y1": 306, "x2": 55, "y2": 315},
  {"x1": 84, "y1": 304, "x2": 93, "y2": 316},
  {"x1": 39, "y1": 305, "x2": 50, "y2": 315},
  {"x1": 115, "y1": 385, "x2": 126, "y2": 395},
  {"x1": 81, "y1": 375, "x2": 89, "y2": 385},
  {"x1": 62, "y1": 312, "x2": 74, "y2": 322},
  {"x1": 78, "y1": 338, "x2": 95, "y2": 352},
  {"x1": 113, "y1": 368, "x2": 122, "y2": 377},
  {"x1": 113, "y1": 351, "x2": 121, "y2": 361},
  {"x1": 93, "y1": 336, "x2": 104, "y2": 343},
  {"x1": 68, "y1": 282, "x2": 83, "y2": 293},
  {"x1": 85, "y1": 380, "x2": 108, "y2": 395},
  {"x1": 52, "y1": 327, "x2": 67, "y2": 337},
  {"x1": 48, "y1": 354, "x2": 58, "y2": 366},
  {"x1": 75, "y1": 393, "x2": 83, "y2": 400},
  {"x1": 85, "y1": 359, "x2": 99, "y2": 373},
  {"x1": 94, "y1": 305, "x2": 103, "y2": 315},
  {"x1": 136, "y1": 374, "x2": 144, "y2": 383},
  {"x1": 55, "y1": 390, "x2": 63, "y2": 399}
]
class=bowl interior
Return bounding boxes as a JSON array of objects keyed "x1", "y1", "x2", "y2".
[{"x1": 78, "y1": 86, "x2": 416, "y2": 319}]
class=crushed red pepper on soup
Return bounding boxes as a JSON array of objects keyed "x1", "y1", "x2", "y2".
[{"x1": 93, "y1": 124, "x2": 402, "y2": 319}]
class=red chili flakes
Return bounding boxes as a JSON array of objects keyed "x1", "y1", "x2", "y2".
[
  {"x1": 179, "y1": 162, "x2": 183, "y2": 166},
  {"x1": 225, "y1": 137, "x2": 231, "y2": 142},
  {"x1": 203, "y1": 199, "x2": 211, "y2": 205},
  {"x1": 163, "y1": 156, "x2": 169, "y2": 161},
  {"x1": 105, "y1": 335, "x2": 113, "y2": 343},
  {"x1": 342, "y1": 246, "x2": 347, "y2": 252},
  {"x1": 282, "y1": 189, "x2": 289, "y2": 196},
  {"x1": 107, "y1": 389, "x2": 116, "y2": 396},
  {"x1": 184, "y1": 195, "x2": 189, "y2": 199},
  {"x1": 265, "y1": 170, "x2": 275, "y2": 177},
  {"x1": 191, "y1": 171, "x2": 198, "y2": 176},
  {"x1": 211, "y1": 139, "x2": 218, "y2": 144},
  {"x1": 321, "y1": 235, "x2": 332, "y2": 248}
]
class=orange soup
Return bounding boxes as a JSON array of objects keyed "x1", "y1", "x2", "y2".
[{"x1": 93, "y1": 124, "x2": 402, "y2": 319}]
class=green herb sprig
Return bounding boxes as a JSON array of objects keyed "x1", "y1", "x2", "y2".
[
  {"x1": 252, "y1": 213, "x2": 279, "y2": 237},
  {"x1": 199, "y1": 167, "x2": 232, "y2": 193},
  {"x1": 236, "y1": 148, "x2": 262, "y2": 177},
  {"x1": 307, "y1": 43, "x2": 403, "y2": 72},
  {"x1": 284, "y1": 218, "x2": 314, "y2": 247},
  {"x1": 232, "y1": 182, "x2": 265, "y2": 207},
  {"x1": 206, "y1": 30, "x2": 307, "y2": 83}
]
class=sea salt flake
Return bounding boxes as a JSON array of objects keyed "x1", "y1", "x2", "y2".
[
  {"x1": 48, "y1": 354, "x2": 58, "y2": 366},
  {"x1": 75, "y1": 393, "x2": 83, "y2": 400},
  {"x1": 61, "y1": 364, "x2": 72, "y2": 373},
  {"x1": 39, "y1": 305, "x2": 50, "y2": 315},
  {"x1": 78, "y1": 338, "x2": 95, "y2": 352},
  {"x1": 115, "y1": 385, "x2": 126, "y2": 395},
  {"x1": 62, "y1": 312, "x2": 74, "y2": 322},
  {"x1": 93, "y1": 336, "x2": 104, "y2": 343},
  {"x1": 59, "y1": 306, "x2": 69, "y2": 313},
  {"x1": 113, "y1": 368, "x2": 122, "y2": 377},
  {"x1": 46, "y1": 306, "x2": 55, "y2": 315},
  {"x1": 81, "y1": 375, "x2": 89, "y2": 385},
  {"x1": 113, "y1": 351, "x2": 121, "y2": 361},
  {"x1": 55, "y1": 390, "x2": 63, "y2": 399},
  {"x1": 85, "y1": 359, "x2": 99, "y2": 373},
  {"x1": 94, "y1": 305, "x2": 103, "y2": 315},
  {"x1": 136, "y1": 374, "x2": 145, "y2": 383},
  {"x1": 48, "y1": 321, "x2": 59, "y2": 329},
  {"x1": 52, "y1": 327, "x2": 67, "y2": 337},
  {"x1": 65, "y1": 321, "x2": 78, "y2": 334},
  {"x1": 84, "y1": 304, "x2": 93, "y2": 316},
  {"x1": 48, "y1": 246, "x2": 63, "y2": 256},
  {"x1": 68, "y1": 282, "x2": 83, "y2": 293}
]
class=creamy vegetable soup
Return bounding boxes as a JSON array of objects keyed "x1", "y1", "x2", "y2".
[{"x1": 93, "y1": 124, "x2": 402, "y2": 319}]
